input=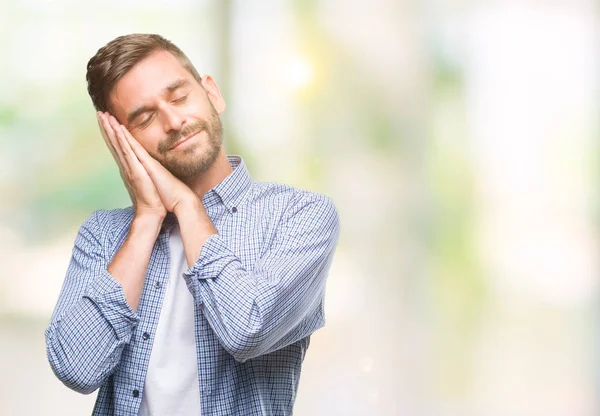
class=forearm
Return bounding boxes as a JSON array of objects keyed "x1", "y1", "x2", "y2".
[
  {"x1": 46, "y1": 290, "x2": 134, "y2": 394},
  {"x1": 46, "y1": 210, "x2": 142, "y2": 393},
  {"x1": 108, "y1": 214, "x2": 164, "y2": 311},
  {"x1": 180, "y1": 194, "x2": 340, "y2": 362},
  {"x1": 189, "y1": 240, "x2": 330, "y2": 361},
  {"x1": 174, "y1": 198, "x2": 217, "y2": 268}
]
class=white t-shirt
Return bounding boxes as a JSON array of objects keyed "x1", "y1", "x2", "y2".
[{"x1": 138, "y1": 224, "x2": 201, "y2": 415}]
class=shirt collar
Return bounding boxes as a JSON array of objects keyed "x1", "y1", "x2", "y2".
[
  {"x1": 202, "y1": 154, "x2": 252, "y2": 213},
  {"x1": 161, "y1": 155, "x2": 252, "y2": 231}
]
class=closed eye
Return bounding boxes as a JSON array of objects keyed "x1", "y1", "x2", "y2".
[
  {"x1": 172, "y1": 94, "x2": 189, "y2": 104},
  {"x1": 138, "y1": 113, "x2": 155, "y2": 128}
]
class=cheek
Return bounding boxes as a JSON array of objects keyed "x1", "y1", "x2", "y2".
[
  {"x1": 187, "y1": 93, "x2": 212, "y2": 116},
  {"x1": 185, "y1": 103, "x2": 205, "y2": 119}
]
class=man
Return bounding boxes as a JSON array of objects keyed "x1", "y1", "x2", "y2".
[{"x1": 45, "y1": 33, "x2": 340, "y2": 416}]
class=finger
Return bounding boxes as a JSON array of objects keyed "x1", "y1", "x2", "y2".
[
  {"x1": 106, "y1": 114, "x2": 130, "y2": 163},
  {"x1": 120, "y1": 126, "x2": 163, "y2": 173},
  {"x1": 97, "y1": 114, "x2": 121, "y2": 164},
  {"x1": 113, "y1": 124, "x2": 142, "y2": 178},
  {"x1": 101, "y1": 113, "x2": 130, "y2": 174},
  {"x1": 115, "y1": 125, "x2": 158, "y2": 186},
  {"x1": 96, "y1": 111, "x2": 110, "y2": 137},
  {"x1": 115, "y1": 124, "x2": 140, "y2": 165},
  {"x1": 97, "y1": 113, "x2": 114, "y2": 149},
  {"x1": 98, "y1": 112, "x2": 119, "y2": 151},
  {"x1": 98, "y1": 114, "x2": 137, "y2": 205}
]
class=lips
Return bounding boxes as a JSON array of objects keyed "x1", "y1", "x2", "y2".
[{"x1": 170, "y1": 130, "x2": 201, "y2": 150}]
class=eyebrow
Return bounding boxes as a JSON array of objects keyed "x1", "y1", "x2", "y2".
[{"x1": 126, "y1": 78, "x2": 191, "y2": 125}]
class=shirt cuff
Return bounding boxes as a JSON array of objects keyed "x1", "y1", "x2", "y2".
[
  {"x1": 83, "y1": 269, "x2": 139, "y2": 340},
  {"x1": 182, "y1": 234, "x2": 257, "y2": 299},
  {"x1": 182, "y1": 234, "x2": 236, "y2": 281}
]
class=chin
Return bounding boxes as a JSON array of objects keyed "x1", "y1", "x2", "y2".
[{"x1": 165, "y1": 146, "x2": 221, "y2": 179}]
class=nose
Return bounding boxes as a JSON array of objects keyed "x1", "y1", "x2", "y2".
[{"x1": 160, "y1": 105, "x2": 185, "y2": 133}]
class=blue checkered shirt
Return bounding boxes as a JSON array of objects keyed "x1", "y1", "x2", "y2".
[{"x1": 45, "y1": 155, "x2": 340, "y2": 415}]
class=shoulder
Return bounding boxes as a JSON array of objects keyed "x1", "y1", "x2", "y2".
[
  {"x1": 251, "y1": 181, "x2": 336, "y2": 209},
  {"x1": 250, "y1": 181, "x2": 339, "y2": 230},
  {"x1": 79, "y1": 206, "x2": 134, "y2": 240}
]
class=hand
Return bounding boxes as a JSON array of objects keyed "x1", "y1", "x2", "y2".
[
  {"x1": 115, "y1": 120, "x2": 200, "y2": 214},
  {"x1": 97, "y1": 112, "x2": 167, "y2": 220},
  {"x1": 118, "y1": 123, "x2": 218, "y2": 268}
]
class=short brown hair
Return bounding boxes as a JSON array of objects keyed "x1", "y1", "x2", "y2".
[{"x1": 86, "y1": 33, "x2": 202, "y2": 112}]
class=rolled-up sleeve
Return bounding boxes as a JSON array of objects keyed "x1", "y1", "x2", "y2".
[
  {"x1": 183, "y1": 193, "x2": 340, "y2": 363},
  {"x1": 45, "y1": 210, "x2": 138, "y2": 394}
]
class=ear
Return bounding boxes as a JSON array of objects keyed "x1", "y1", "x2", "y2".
[{"x1": 201, "y1": 75, "x2": 226, "y2": 114}]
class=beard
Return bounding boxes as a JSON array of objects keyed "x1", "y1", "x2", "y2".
[{"x1": 153, "y1": 107, "x2": 223, "y2": 180}]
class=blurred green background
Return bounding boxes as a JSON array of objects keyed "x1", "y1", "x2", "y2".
[{"x1": 0, "y1": 0, "x2": 598, "y2": 415}]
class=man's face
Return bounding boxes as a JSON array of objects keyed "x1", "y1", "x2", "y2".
[{"x1": 108, "y1": 50, "x2": 225, "y2": 180}]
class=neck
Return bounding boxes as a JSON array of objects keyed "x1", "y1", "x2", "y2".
[{"x1": 184, "y1": 149, "x2": 233, "y2": 199}]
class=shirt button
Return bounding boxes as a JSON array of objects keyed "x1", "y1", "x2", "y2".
[
  {"x1": 155, "y1": 281, "x2": 161, "y2": 289},
  {"x1": 142, "y1": 332, "x2": 150, "y2": 340},
  {"x1": 132, "y1": 389, "x2": 139, "y2": 398},
  {"x1": 231, "y1": 207, "x2": 237, "y2": 213}
]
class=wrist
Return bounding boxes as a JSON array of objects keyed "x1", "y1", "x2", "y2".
[
  {"x1": 132, "y1": 212, "x2": 165, "y2": 232},
  {"x1": 173, "y1": 194, "x2": 203, "y2": 217},
  {"x1": 174, "y1": 195, "x2": 217, "y2": 235}
]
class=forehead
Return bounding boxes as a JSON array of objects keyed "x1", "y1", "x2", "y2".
[{"x1": 110, "y1": 50, "x2": 194, "y2": 113}]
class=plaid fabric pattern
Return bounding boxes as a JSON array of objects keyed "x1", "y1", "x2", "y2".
[{"x1": 45, "y1": 155, "x2": 340, "y2": 416}]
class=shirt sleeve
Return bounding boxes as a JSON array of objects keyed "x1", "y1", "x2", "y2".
[
  {"x1": 45, "y1": 210, "x2": 139, "y2": 394},
  {"x1": 182, "y1": 193, "x2": 340, "y2": 363}
]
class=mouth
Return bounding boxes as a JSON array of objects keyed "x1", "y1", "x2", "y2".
[{"x1": 169, "y1": 130, "x2": 201, "y2": 150}]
